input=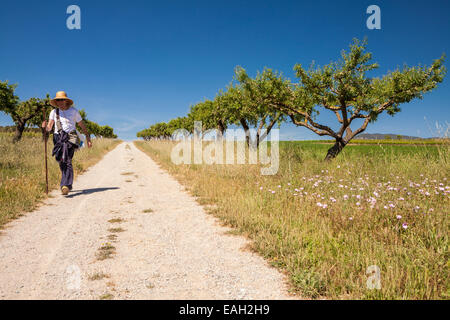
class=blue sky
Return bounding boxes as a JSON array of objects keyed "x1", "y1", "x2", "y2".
[{"x1": 0, "y1": 0, "x2": 449, "y2": 141}]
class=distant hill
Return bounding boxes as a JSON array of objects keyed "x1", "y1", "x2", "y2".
[{"x1": 357, "y1": 133, "x2": 441, "y2": 140}]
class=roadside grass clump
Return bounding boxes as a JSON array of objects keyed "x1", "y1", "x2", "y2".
[
  {"x1": 120, "y1": 171, "x2": 134, "y2": 175},
  {"x1": 134, "y1": 140, "x2": 449, "y2": 300},
  {"x1": 0, "y1": 134, "x2": 122, "y2": 227},
  {"x1": 107, "y1": 234, "x2": 118, "y2": 241},
  {"x1": 108, "y1": 227, "x2": 125, "y2": 233},
  {"x1": 99, "y1": 293, "x2": 114, "y2": 300},
  {"x1": 88, "y1": 272, "x2": 110, "y2": 281},
  {"x1": 96, "y1": 242, "x2": 116, "y2": 260}
]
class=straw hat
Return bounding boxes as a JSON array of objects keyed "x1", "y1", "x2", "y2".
[{"x1": 50, "y1": 91, "x2": 74, "y2": 107}]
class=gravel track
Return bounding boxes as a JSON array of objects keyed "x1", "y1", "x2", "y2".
[{"x1": 0, "y1": 141, "x2": 296, "y2": 300}]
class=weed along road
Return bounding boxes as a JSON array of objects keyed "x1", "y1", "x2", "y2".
[{"x1": 0, "y1": 142, "x2": 295, "y2": 300}]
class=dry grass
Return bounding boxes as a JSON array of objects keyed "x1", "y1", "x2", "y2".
[
  {"x1": 96, "y1": 243, "x2": 116, "y2": 260},
  {"x1": 88, "y1": 272, "x2": 110, "y2": 281},
  {"x1": 108, "y1": 218, "x2": 124, "y2": 223},
  {"x1": 0, "y1": 134, "x2": 122, "y2": 227},
  {"x1": 134, "y1": 140, "x2": 449, "y2": 300},
  {"x1": 108, "y1": 227, "x2": 125, "y2": 233},
  {"x1": 120, "y1": 171, "x2": 134, "y2": 175},
  {"x1": 107, "y1": 234, "x2": 118, "y2": 241},
  {"x1": 99, "y1": 292, "x2": 114, "y2": 300}
]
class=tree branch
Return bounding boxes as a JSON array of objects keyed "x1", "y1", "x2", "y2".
[
  {"x1": 334, "y1": 110, "x2": 343, "y2": 124},
  {"x1": 259, "y1": 113, "x2": 281, "y2": 142},
  {"x1": 346, "y1": 117, "x2": 371, "y2": 141},
  {"x1": 289, "y1": 115, "x2": 332, "y2": 137}
]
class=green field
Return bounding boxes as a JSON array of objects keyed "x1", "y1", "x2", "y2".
[
  {"x1": 306, "y1": 139, "x2": 448, "y2": 146},
  {"x1": 280, "y1": 140, "x2": 447, "y2": 160}
]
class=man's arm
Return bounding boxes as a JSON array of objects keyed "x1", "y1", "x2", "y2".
[
  {"x1": 42, "y1": 119, "x2": 54, "y2": 132},
  {"x1": 46, "y1": 120, "x2": 54, "y2": 132},
  {"x1": 77, "y1": 120, "x2": 91, "y2": 142}
]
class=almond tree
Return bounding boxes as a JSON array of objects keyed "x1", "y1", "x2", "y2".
[
  {"x1": 0, "y1": 81, "x2": 51, "y2": 143},
  {"x1": 233, "y1": 67, "x2": 289, "y2": 147},
  {"x1": 187, "y1": 100, "x2": 219, "y2": 137},
  {"x1": 27, "y1": 95, "x2": 54, "y2": 141},
  {"x1": 186, "y1": 92, "x2": 234, "y2": 138},
  {"x1": 211, "y1": 90, "x2": 234, "y2": 137},
  {"x1": 237, "y1": 38, "x2": 446, "y2": 159},
  {"x1": 138, "y1": 122, "x2": 171, "y2": 140},
  {"x1": 0, "y1": 82, "x2": 51, "y2": 143},
  {"x1": 0, "y1": 81, "x2": 19, "y2": 118},
  {"x1": 137, "y1": 128, "x2": 152, "y2": 140},
  {"x1": 167, "y1": 116, "x2": 191, "y2": 138}
]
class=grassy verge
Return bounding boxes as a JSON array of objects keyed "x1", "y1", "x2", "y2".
[
  {"x1": 134, "y1": 140, "x2": 449, "y2": 299},
  {"x1": 0, "y1": 135, "x2": 122, "y2": 227}
]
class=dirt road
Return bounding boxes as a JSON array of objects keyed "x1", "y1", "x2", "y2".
[{"x1": 0, "y1": 142, "x2": 295, "y2": 299}]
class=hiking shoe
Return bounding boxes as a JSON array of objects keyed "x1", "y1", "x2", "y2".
[{"x1": 61, "y1": 186, "x2": 69, "y2": 195}]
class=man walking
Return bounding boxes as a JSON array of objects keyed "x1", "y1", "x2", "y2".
[{"x1": 42, "y1": 91, "x2": 92, "y2": 195}]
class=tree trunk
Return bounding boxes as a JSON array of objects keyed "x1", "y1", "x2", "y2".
[
  {"x1": 324, "y1": 139, "x2": 346, "y2": 161},
  {"x1": 217, "y1": 120, "x2": 225, "y2": 137},
  {"x1": 12, "y1": 121, "x2": 25, "y2": 143},
  {"x1": 240, "y1": 119, "x2": 250, "y2": 147},
  {"x1": 257, "y1": 114, "x2": 280, "y2": 148}
]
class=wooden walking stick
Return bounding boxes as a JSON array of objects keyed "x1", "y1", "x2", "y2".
[{"x1": 43, "y1": 107, "x2": 49, "y2": 195}]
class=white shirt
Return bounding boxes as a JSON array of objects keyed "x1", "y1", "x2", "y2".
[{"x1": 49, "y1": 107, "x2": 82, "y2": 134}]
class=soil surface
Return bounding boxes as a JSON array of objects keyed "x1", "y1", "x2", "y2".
[{"x1": 0, "y1": 142, "x2": 296, "y2": 299}]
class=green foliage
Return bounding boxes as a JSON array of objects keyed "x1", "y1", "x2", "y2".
[
  {"x1": 167, "y1": 116, "x2": 191, "y2": 135},
  {"x1": 233, "y1": 65, "x2": 289, "y2": 127},
  {"x1": 0, "y1": 81, "x2": 51, "y2": 142},
  {"x1": 187, "y1": 99, "x2": 218, "y2": 133},
  {"x1": 236, "y1": 38, "x2": 446, "y2": 159},
  {"x1": 137, "y1": 122, "x2": 172, "y2": 140},
  {"x1": 0, "y1": 81, "x2": 19, "y2": 114},
  {"x1": 293, "y1": 38, "x2": 445, "y2": 135},
  {"x1": 137, "y1": 38, "x2": 445, "y2": 159}
]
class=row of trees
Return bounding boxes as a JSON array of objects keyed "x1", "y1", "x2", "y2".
[
  {"x1": 137, "y1": 38, "x2": 446, "y2": 159},
  {"x1": 0, "y1": 82, "x2": 117, "y2": 142}
]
